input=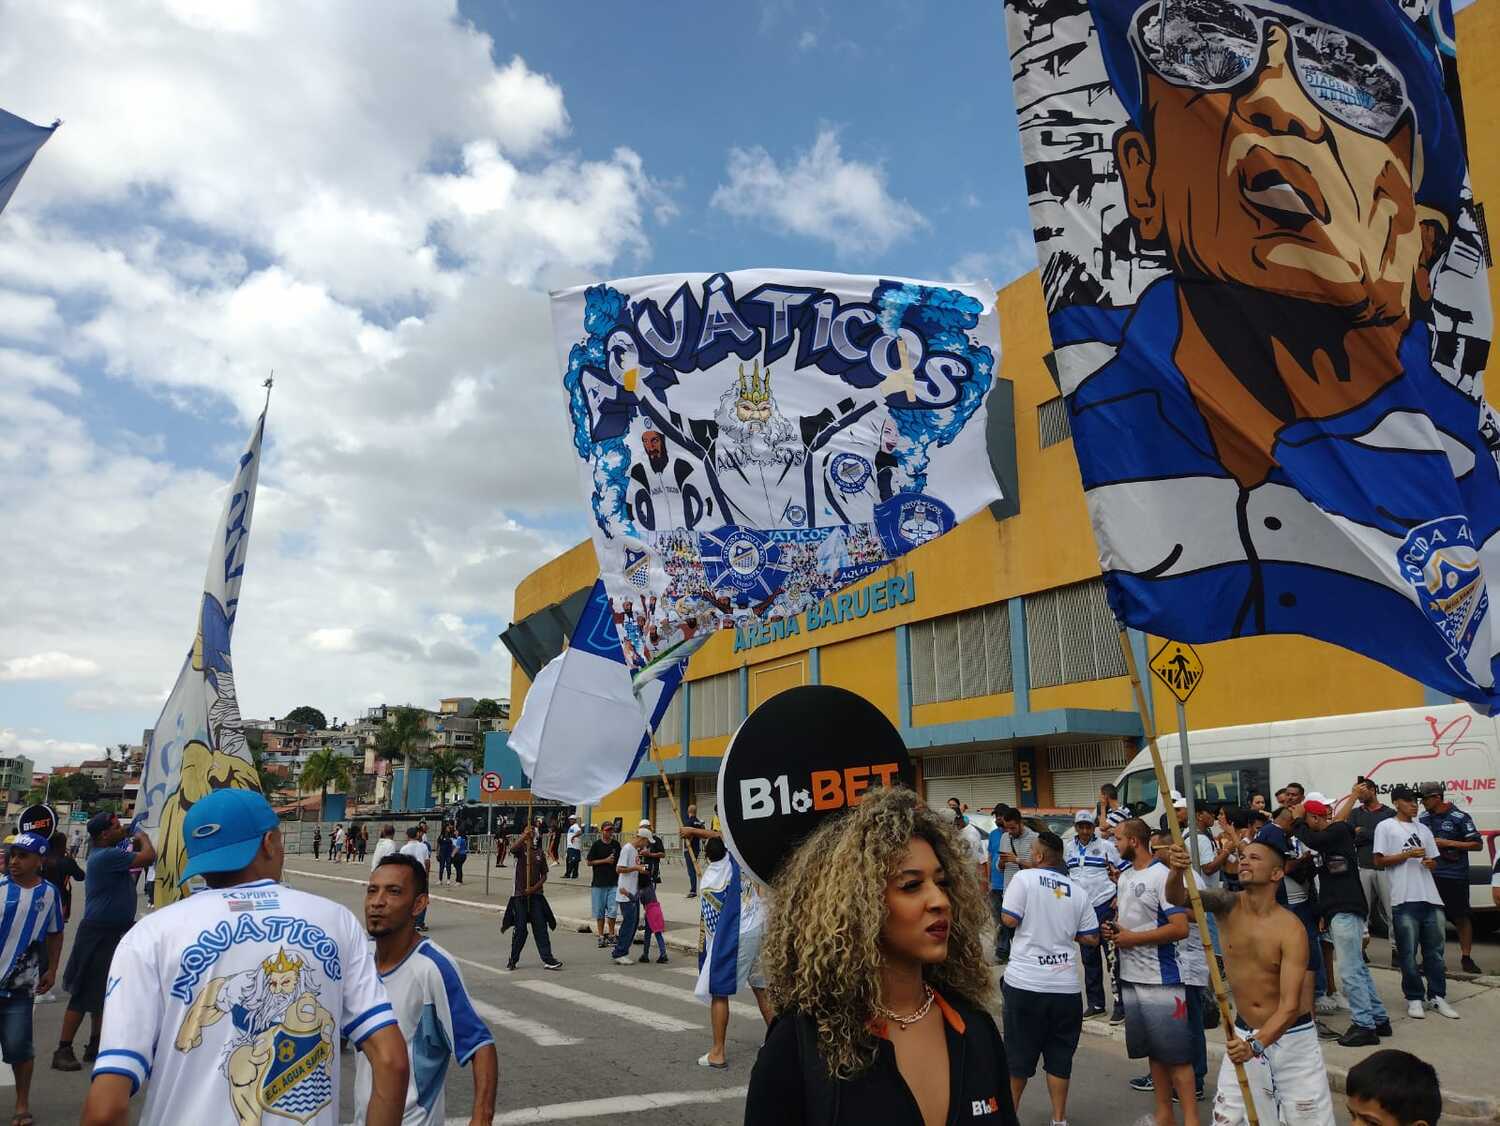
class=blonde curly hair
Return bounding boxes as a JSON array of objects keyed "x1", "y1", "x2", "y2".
[{"x1": 759, "y1": 784, "x2": 994, "y2": 1079}]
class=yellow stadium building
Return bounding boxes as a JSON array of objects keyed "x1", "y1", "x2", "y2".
[{"x1": 505, "y1": 2, "x2": 1500, "y2": 832}]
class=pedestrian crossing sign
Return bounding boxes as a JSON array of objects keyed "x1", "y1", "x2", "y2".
[{"x1": 1149, "y1": 640, "x2": 1204, "y2": 704}]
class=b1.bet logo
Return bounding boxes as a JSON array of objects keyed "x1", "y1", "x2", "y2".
[{"x1": 739, "y1": 761, "x2": 903, "y2": 819}]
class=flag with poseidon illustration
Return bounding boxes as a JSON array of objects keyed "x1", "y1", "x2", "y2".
[{"x1": 138, "y1": 400, "x2": 269, "y2": 904}]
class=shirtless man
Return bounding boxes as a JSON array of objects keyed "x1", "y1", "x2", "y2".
[{"x1": 1164, "y1": 840, "x2": 1335, "y2": 1125}]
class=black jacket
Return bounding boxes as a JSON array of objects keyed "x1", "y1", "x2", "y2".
[
  {"x1": 1292, "y1": 820, "x2": 1367, "y2": 923},
  {"x1": 745, "y1": 991, "x2": 1018, "y2": 1126}
]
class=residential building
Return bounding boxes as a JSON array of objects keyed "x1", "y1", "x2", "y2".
[{"x1": 0, "y1": 757, "x2": 33, "y2": 803}]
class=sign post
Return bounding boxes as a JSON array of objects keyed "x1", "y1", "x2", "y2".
[
  {"x1": 1124, "y1": 632, "x2": 1258, "y2": 1126},
  {"x1": 1149, "y1": 640, "x2": 1205, "y2": 868}
]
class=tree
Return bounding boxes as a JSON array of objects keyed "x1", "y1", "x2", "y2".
[
  {"x1": 284, "y1": 706, "x2": 328, "y2": 731},
  {"x1": 53, "y1": 774, "x2": 99, "y2": 806},
  {"x1": 376, "y1": 707, "x2": 429, "y2": 812},
  {"x1": 427, "y1": 749, "x2": 470, "y2": 805},
  {"x1": 471, "y1": 698, "x2": 503, "y2": 720},
  {"x1": 299, "y1": 748, "x2": 353, "y2": 816},
  {"x1": 250, "y1": 745, "x2": 281, "y2": 798}
]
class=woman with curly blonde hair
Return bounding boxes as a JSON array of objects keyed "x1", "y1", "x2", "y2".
[{"x1": 744, "y1": 785, "x2": 1018, "y2": 1126}]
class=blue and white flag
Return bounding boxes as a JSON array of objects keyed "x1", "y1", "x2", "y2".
[
  {"x1": 139, "y1": 407, "x2": 268, "y2": 902},
  {"x1": 550, "y1": 269, "x2": 1003, "y2": 682},
  {"x1": 509, "y1": 581, "x2": 684, "y2": 806},
  {"x1": 1005, "y1": 0, "x2": 1500, "y2": 709},
  {"x1": 0, "y1": 108, "x2": 57, "y2": 215},
  {"x1": 693, "y1": 853, "x2": 766, "y2": 1003}
]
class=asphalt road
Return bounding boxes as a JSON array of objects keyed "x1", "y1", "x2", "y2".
[{"x1": 5, "y1": 872, "x2": 1370, "y2": 1125}]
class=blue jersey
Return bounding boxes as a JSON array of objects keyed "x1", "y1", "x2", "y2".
[{"x1": 1421, "y1": 805, "x2": 1481, "y2": 880}]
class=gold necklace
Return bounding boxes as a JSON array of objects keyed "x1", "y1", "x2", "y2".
[{"x1": 875, "y1": 984, "x2": 935, "y2": 1031}]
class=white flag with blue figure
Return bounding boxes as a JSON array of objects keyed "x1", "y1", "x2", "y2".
[
  {"x1": 694, "y1": 852, "x2": 766, "y2": 1003},
  {"x1": 509, "y1": 580, "x2": 684, "y2": 807},
  {"x1": 549, "y1": 268, "x2": 1003, "y2": 685},
  {"x1": 1004, "y1": 0, "x2": 1500, "y2": 708},
  {"x1": 139, "y1": 406, "x2": 267, "y2": 902}
]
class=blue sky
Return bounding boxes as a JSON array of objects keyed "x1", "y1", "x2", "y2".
[{"x1": 0, "y1": 0, "x2": 1481, "y2": 766}]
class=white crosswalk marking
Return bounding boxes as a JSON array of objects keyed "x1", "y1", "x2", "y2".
[
  {"x1": 448, "y1": 1086, "x2": 748, "y2": 1124},
  {"x1": 511, "y1": 979, "x2": 699, "y2": 1031},
  {"x1": 468, "y1": 998, "x2": 580, "y2": 1047},
  {"x1": 448, "y1": 953, "x2": 510, "y2": 978},
  {"x1": 667, "y1": 965, "x2": 700, "y2": 978},
  {"x1": 596, "y1": 972, "x2": 763, "y2": 1021}
]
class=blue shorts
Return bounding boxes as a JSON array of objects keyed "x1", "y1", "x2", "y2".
[
  {"x1": 0, "y1": 992, "x2": 34, "y2": 1064},
  {"x1": 590, "y1": 886, "x2": 619, "y2": 919}
]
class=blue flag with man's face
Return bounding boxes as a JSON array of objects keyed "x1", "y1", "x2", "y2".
[
  {"x1": 0, "y1": 108, "x2": 56, "y2": 215},
  {"x1": 1005, "y1": 0, "x2": 1500, "y2": 710}
]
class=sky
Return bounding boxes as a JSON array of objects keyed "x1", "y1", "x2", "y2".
[
  {"x1": 0, "y1": 0, "x2": 1038, "y2": 770},
  {"x1": 0, "y1": 0, "x2": 1484, "y2": 770}
]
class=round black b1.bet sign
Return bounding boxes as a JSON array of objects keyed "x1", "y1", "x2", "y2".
[
  {"x1": 17, "y1": 803, "x2": 56, "y2": 840},
  {"x1": 717, "y1": 684, "x2": 913, "y2": 886}
]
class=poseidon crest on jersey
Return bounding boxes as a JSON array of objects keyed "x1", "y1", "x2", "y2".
[
  {"x1": 623, "y1": 547, "x2": 651, "y2": 590},
  {"x1": 1399, "y1": 516, "x2": 1489, "y2": 685}
]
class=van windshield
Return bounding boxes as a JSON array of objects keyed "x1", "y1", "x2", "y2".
[{"x1": 1119, "y1": 769, "x2": 1159, "y2": 816}]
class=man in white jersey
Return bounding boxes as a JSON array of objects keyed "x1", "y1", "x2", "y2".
[
  {"x1": 360, "y1": 853, "x2": 496, "y2": 1125},
  {"x1": 1374, "y1": 786, "x2": 1457, "y2": 1020},
  {"x1": 1101, "y1": 818, "x2": 1195, "y2": 1125},
  {"x1": 81, "y1": 788, "x2": 408, "y2": 1126},
  {"x1": 1000, "y1": 831, "x2": 1099, "y2": 1126},
  {"x1": 400, "y1": 828, "x2": 432, "y2": 933},
  {"x1": 0, "y1": 832, "x2": 65, "y2": 1126},
  {"x1": 1064, "y1": 810, "x2": 1123, "y2": 1018},
  {"x1": 370, "y1": 824, "x2": 398, "y2": 871}
]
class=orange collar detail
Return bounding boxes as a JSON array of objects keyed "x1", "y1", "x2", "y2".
[{"x1": 869, "y1": 989, "x2": 965, "y2": 1040}]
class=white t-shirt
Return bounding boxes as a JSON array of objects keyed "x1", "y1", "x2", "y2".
[
  {"x1": 370, "y1": 838, "x2": 398, "y2": 871},
  {"x1": 1282, "y1": 834, "x2": 1311, "y2": 905},
  {"x1": 959, "y1": 822, "x2": 987, "y2": 866},
  {"x1": 93, "y1": 878, "x2": 395, "y2": 1126},
  {"x1": 1065, "y1": 836, "x2": 1124, "y2": 907},
  {"x1": 1115, "y1": 861, "x2": 1188, "y2": 986},
  {"x1": 566, "y1": 824, "x2": 582, "y2": 851},
  {"x1": 617, "y1": 842, "x2": 640, "y2": 902},
  {"x1": 353, "y1": 939, "x2": 494, "y2": 1126},
  {"x1": 1175, "y1": 869, "x2": 1208, "y2": 988},
  {"x1": 1373, "y1": 818, "x2": 1443, "y2": 907},
  {"x1": 400, "y1": 840, "x2": 432, "y2": 870},
  {"x1": 1000, "y1": 869, "x2": 1098, "y2": 994},
  {"x1": 1189, "y1": 832, "x2": 1222, "y2": 890}
]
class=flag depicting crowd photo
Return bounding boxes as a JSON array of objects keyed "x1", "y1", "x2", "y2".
[
  {"x1": 1004, "y1": 0, "x2": 1500, "y2": 707},
  {"x1": 517, "y1": 268, "x2": 1006, "y2": 804},
  {"x1": 550, "y1": 267, "x2": 1003, "y2": 682},
  {"x1": 136, "y1": 405, "x2": 268, "y2": 903}
]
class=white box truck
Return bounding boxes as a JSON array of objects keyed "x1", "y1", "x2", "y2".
[{"x1": 1113, "y1": 703, "x2": 1499, "y2": 919}]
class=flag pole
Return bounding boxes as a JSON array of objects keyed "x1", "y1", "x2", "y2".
[
  {"x1": 651, "y1": 742, "x2": 702, "y2": 882},
  {"x1": 1117, "y1": 630, "x2": 1260, "y2": 1125}
]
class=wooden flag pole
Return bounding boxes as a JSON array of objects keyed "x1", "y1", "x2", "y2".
[
  {"x1": 651, "y1": 741, "x2": 703, "y2": 882},
  {"x1": 1117, "y1": 630, "x2": 1259, "y2": 1125}
]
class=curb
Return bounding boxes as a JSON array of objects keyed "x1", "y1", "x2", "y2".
[
  {"x1": 1077, "y1": 1013, "x2": 1498, "y2": 1122},
  {"x1": 284, "y1": 866, "x2": 704, "y2": 955}
]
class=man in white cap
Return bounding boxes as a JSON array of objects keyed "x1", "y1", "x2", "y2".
[
  {"x1": 563, "y1": 815, "x2": 582, "y2": 879},
  {"x1": 609, "y1": 825, "x2": 649, "y2": 965},
  {"x1": 1065, "y1": 809, "x2": 1124, "y2": 1018},
  {"x1": 81, "y1": 787, "x2": 408, "y2": 1126}
]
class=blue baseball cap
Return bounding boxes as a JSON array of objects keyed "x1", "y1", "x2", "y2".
[
  {"x1": 179, "y1": 789, "x2": 278, "y2": 885},
  {"x1": 8, "y1": 832, "x2": 49, "y2": 856}
]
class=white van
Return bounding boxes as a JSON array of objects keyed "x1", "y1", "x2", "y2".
[{"x1": 1114, "y1": 703, "x2": 1499, "y2": 918}]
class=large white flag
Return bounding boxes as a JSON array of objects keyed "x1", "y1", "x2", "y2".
[
  {"x1": 509, "y1": 581, "x2": 683, "y2": 807},
  {"x1": 138, "y1": 407, "x2": 267, "y2": 902}
]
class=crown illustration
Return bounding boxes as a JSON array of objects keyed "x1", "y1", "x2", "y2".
[
  {"x1": 262, "y1": 948, "x2": 304, "y2": 975},
  {"x1": 737, "y1": 359, "x2": 771, "y2": 404}
]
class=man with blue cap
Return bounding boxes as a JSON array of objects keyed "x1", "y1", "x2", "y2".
[
  {"x1": 80, "y1": 788, "x2": 409, "y2": 1126},
  {"x1": 0, "y1": 831, "x2": 65, "y2": 1126},
  {"x1": 54, "y1": 810, "x2": 155, "y2": 1073}
]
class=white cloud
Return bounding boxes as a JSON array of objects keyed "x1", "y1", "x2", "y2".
[
  {"x1": 0, "y1": 2, "x2": 667, "y2": 747},
  {"x1": 0, "y1": 728, "x2": 102, "y2": 772},
  {"x1": 711, "y1": 127, "x2": 926, "y2": 257},
  {"x1": 797, "y1": 30, "x2": 819, "y2": 50},
  {"x1": 950, "y1": 227, "x2": 1038, "y2": 288},
  {"x1": 0, "y1": 651, "x2": 101, "y2": 681}
]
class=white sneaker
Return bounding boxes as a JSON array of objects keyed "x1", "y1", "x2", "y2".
[
  {"x1": 1430, "y1": 997, "x2": 1461, "y2": 1019},
  {"x1": 1334, "y1": 994, "x2": 1351, "y2": 1011},
  {"x1": 1406, "y1": 999, "x2": 1426, "y2": 1019},
  {"x1": 1314, "y1": 995, "x2": 1341, "y2": 1015},
  {"x1": 613, "y1": 955, "x2": 635, "y2": 966}
]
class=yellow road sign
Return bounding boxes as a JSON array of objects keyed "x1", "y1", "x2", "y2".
[{"x1": 1150, "y1": 640, "x2": 1204, "y2": 704}]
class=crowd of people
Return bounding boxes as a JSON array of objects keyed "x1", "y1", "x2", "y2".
[{"x1": 0, "y1": 777, "x2": 1474, "y2": 1125}]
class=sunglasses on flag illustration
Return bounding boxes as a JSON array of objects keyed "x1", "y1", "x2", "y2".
[{"x1": 1129, "y1": 0, "x2": 1412, "y2": 140}]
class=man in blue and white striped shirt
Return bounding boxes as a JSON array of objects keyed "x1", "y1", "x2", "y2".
[{"x1": 0, "y1": 831, "x2": 66, "y2": 1126}]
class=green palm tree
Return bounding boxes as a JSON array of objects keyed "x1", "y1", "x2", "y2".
[
  {"x1": 299, "y1": 748, "x2": 353, "y2": 818},
  {"x1": 376, "y1": 707, "x2": 429, "y2": 812},
  {"x1": 427, "y1": 749, "x2": 470, "y2": 804}
]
